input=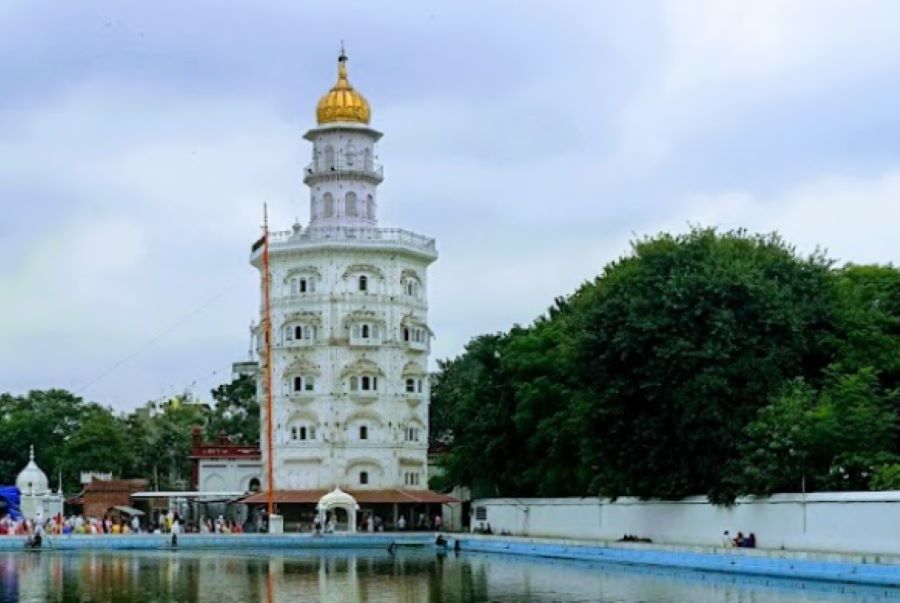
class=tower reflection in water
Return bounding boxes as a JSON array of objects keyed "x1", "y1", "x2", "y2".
[{"x1": 2, "y1": 549, "x2": 893, "y2": 603}]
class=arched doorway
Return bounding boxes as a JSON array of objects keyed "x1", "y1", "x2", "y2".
[{"x1": 317, "y1": 487, "x2": 359, "y2": 532}]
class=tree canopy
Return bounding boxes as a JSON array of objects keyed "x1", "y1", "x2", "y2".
[
  {"x1": 0, "y1": 374, "x2": 259, "y2": 493},
  {"x1": 431, "y1": 228, "x2": 900, "y2": 502}
]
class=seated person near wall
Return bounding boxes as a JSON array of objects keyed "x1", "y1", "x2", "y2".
[
  {"x1": 732, "y1": 531, "x2": 744, "y2": 547},
  {"x1": 739, "y1": 533, "x2": 757, "y2": 548},
  {"x1": 722, "y1": 530, "x2": 733, "y2": 547}
]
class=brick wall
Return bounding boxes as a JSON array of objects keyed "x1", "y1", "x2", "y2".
[{"x1": 81, "y1": 479, "x2": 148, "y2": 519}]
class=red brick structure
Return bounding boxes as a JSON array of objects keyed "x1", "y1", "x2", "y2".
[{"x1": 79, "y1": 478, "x2": 148, "y2": 519}]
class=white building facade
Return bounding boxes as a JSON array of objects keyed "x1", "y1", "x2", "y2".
[{"x1": 250, "y1": 52, "x2": 437, "y2": 496}]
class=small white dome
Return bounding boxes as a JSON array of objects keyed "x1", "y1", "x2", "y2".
[
  {"x1": 16, "y1": 446, "x2": 49, "y2": 495},
  {"x1": 317, "y1": 487, "x2": 358, "y2": 510}
]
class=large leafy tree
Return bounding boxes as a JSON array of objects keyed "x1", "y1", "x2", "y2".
[
  {"x1": 570, "y1": 228, "x2": 839, "y2": 501},
  {"x1": 432, "y1": 228, "x2": 900, "y2": 503},
  {"x1": 0, "y1": 390, "x2": 104, "y2": 490},
  {"x1": 61, "y1": 407, "x2": 135, "y2": 483}
]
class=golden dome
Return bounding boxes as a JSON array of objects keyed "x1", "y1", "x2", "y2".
[{"x1": 316, "y1": 53, "x2": 371, "y2": 125}]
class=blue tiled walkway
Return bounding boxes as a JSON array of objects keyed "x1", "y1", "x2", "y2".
[
  {"x1": 0, "y1": 533, "x2": 426, "y2": 551},
  {"x1": 453, "y1": 537, "x2": 900, "y2": 588}
]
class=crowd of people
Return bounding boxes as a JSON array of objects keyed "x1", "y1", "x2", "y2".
[
  {"x1": 197, "y1": 515, "x2": 244, "y2": 533},
  {"x1": 306, "y1": 512, "x2": 443, "y2": 534},
  {"x1": 0, "y1": 511, "x2": 192, "y2": 538}
]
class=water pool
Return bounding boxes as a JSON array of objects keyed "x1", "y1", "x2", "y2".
[{"x1": 1, "y1": 548, "x2": 897, "y2": 602}]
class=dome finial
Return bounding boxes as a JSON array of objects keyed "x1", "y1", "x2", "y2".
[
  {"x1": 316, "y1": 44, "x2": 371, "y2": 124},
  {"x1": 337, "y1": 42, "x2": 349, "y2": 85}
]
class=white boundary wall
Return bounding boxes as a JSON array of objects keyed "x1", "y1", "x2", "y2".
[{"x1": 472, "y1": 492, "x2": 900, "y2": 555}]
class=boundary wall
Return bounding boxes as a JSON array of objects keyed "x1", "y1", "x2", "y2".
[{"x1": 471, "y1": 492, "x2": 900, "y2": 555}]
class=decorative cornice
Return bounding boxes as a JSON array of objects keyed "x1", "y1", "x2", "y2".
[
  {"x1": 284, "y1": 311, "x2": 322, "y2": 325},
  {"x1": 342, "y1": 263, "x2": 385, "y2": 279},
  {"x1": 284, "y1": 266, "x2": 322, "y2": 281},
  {"x1": 340, "y1": 358, "x2": 384, "y2": 377}
]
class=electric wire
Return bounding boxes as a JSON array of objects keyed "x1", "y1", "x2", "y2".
[{"x1": 75, "y1": 277, "x2": 246, "y2": 395}]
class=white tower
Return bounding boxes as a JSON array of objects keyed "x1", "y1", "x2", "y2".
[{"x1": 251, "y1": 52, "x2": 437, "y2": 496}]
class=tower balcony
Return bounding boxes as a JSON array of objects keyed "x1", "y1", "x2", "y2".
[
  {"x1": 255, "y1": 226, "x2": 437, "y2": 261},
  {"x1": 303, "y1": 161, "x2": 383, "y2": 185}
]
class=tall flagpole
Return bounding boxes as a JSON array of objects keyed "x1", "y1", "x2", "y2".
[{"x1": 262, "y1": 204, "x2": 275, "y2": 518}]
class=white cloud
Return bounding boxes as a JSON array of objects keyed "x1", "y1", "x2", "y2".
[
  {"x1": 618, "y1": 0, "x2": 900, "y2": 165},
  {"x1": 0, "y1": 216, "x2": 147, "y2": 345},
  {"x1": 671, "y1": 169, "x2": 900, "y2": 265},
  {"x1": 2, "y1": 1, "x2": 900, "y2": 406}
]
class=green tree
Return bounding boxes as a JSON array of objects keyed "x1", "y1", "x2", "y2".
[
  {"x1": 0, "y1": 389, "x2": 99, "y2": 491},
  {"x1": 61, "y1": 407, "x2": 134, "y2": 482},
  {"x1": 207, "y1": 374, "x2": 259, "y2": 445},
  {"x1": 729, "y1": 369, "x2": 898, "y2": 495},
  {"x1": 831, "y1": 265, "x2": 900, "y2": 388},
  {"x1": 124, "y1": 395, "x2": 210, "y2": 490},
  {"x1": 569, "y1": 228, "x2": 839, "y2": 501},
  {"x1": 430, "y1": 333, "x2": 523, "y2": 496},
  {"x1": 503, "y1": 307, "x2": 585, "y2": 495}
]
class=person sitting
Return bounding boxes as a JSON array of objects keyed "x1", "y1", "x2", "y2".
[
  {"x1": 732, "y1": 531, "x2": 744, "y2": 547},
  {"x1": 722, "y1": 530, "x2": 733, "y2": 547},
  {"x1": 744, "y1": 533, "x2": 757, "y2": 548}
]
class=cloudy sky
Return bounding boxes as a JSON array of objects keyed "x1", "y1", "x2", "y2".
[{"x1": 2, "y1": 1, "x2": 900, "y2": 410}]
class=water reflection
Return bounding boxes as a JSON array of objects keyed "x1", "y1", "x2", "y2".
[{"x1": 1, "y1": 548, "x2": 897, "y2": 603}]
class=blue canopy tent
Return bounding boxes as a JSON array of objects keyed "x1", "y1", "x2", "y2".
[{"x1": 0, "y1": 486, "x2": 22, "y2": 520}]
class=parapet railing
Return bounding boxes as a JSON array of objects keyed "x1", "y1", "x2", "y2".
[{"x1": 263, "y1": 226, "x2": 436, "y2": 255}]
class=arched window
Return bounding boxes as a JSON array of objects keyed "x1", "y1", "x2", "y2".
[
  {"x1": 363, "y1": 148, "x2": 372, "y2": 171},
  {"x1": 249, "y1": 478, "x2": 261, "y2": 492},
  {"x1": 359, "y1": 471, "x2": 369, "y2": 485},
  {"x1": 359, "y1": 425, "x2": 368, "y2": 440},
  {"x1": 323, "y1": 193, "x2": 334, "y2": 218},
  {"x1": 324, "y1": 145, "x2": 335, "y2": 169},
  {"x1": 358, "y1": 275, "x2": 368, "y2": 292},
  {"x1": 366, "y1": 195, "x2": 375, "y2": 220},
  {"x1": 349, "y1": 374, "x2": 378, "y2": 392},
  {"x1": 345, "y1": 191, "x2": 358, "y2": 217},
  {"x1": 403, "y1": 327, "x2": 410, "y2": 342},
  {"x1": 293, "y1": 375, "x2": 314, "y2": 392},
  {"x1": 290, "y1": 424, "x2": 316, "y2": 441},
  {"x1": 287, "y1": 324, "x2": 316, "y2": 343},
  {"x1": 361, "y1": 324, "x2": 370, "y2": 338}
]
